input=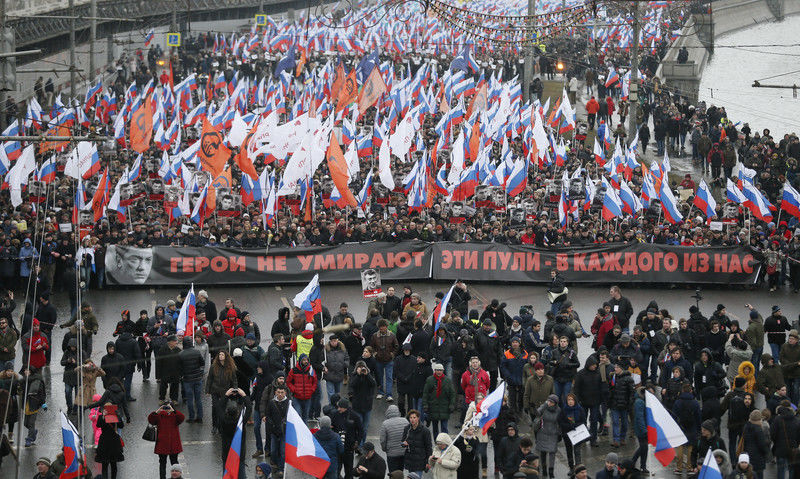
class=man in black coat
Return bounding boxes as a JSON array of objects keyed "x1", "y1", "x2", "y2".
[
  {"x1": 114, "y1": 332, "x2": 140, "y2": 401},
  {"x1": 157, "y1": 335, "x2": 182, "y2": 402},
  {"x1": 354, "y1": 442, "x2": 386, "y2": 479},
  {"x1": 264, "y1": 386, "x2": 291, "y2": 472},
  {"x1": 449, "y1": 281, "x2": 472, "y2": 318},
  {"x1": 331, "y1": 398, "x2": 363, "y2": 479},
  {"x1": 179, "y1": 337, "x2": 206, "y2": 422},
  {"x1": 34, "y1": 292, "x2": 57, "y2": 363},
  {"x1": 475, "y1": 320, "x2": 502, "y2": 390},
  {"x1": 608, "y1": 286, "x2": 633, "y2": 332},
  {"x1": 609, "y1": 362, "x2": 635, "y2": 448},
  {"x1": 100, "y1": 341, "x2": 126, "y2": 388},
  {"x1": 401, "y1": 410, "x2": 432, "y2": 477}
]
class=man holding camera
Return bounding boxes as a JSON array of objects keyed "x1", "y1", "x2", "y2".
[{"x1": 331, "y1": 398, "x2": 363, "y2": 479}]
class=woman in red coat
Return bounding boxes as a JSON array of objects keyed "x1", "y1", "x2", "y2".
[
  {"x1": 148, "y1": 401, "x2": 185, "y2": 479},
  {"x1": 606, "y1": 96, "x2": 616, "y2": 127}
]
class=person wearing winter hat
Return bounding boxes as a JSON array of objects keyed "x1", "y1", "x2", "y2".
[
  {"x1": 287, "y1": 353, "x2": 318, "y2": 421},
  {"x1": 732, "y1": 453, "x2": 753, "y2": 477},
  {"x1": 169, "y1": 464, "x2": 183, "y2": 479},
  {"x1": 500, "y1": 335, "x2": 528, "y2": 413},
  {"x1": 690, "y1": 419, "x2": 726, "y2": 474},
  {"x1": 33, "y1": 457, "x2": 52, "y2": 479},
  {"x1": 781, "y1": 330, "x2": 800, "y2": 404},
  {"x1": 741, "y1": 410, "x2": 768, "y2": 478},
  {"x1": 314, "y1": 415, "x2": 343, "y2": 479},
  {"x1": 617, "y1": 459, "x2": 638, "y2": 478},
  {"x1": 573, "y1": 464, "x2": 588, "y2": 479},
  {"x1": 595, "y1": 453, "x2": 618, "y2": 479},
  {"x1": 255, "y1": 461, "x2": 271, "y2": 478}
]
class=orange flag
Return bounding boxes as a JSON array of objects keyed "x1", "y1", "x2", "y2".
[
  {"x1": 469, "y1": 119, "x2": 481, "y2": 163},
  {"x1": 335, "y1": 69, "x2": 358, "y2": 114},
  {"x1": 236, "y1": 125, "x2": 260, "y2": 180},
  {"x1": 130, "y1": 97, "x2": 153, "y2": 153},
  {"x1": 331, "y1": 63, "x2": 346, "y2": 104},
  {"x1": 326, "y1": 133, "x2": 358, "y2": 208},
  {"x1": 197, "y1": 118, "x2": 231, "y2": 178},
  {"x1": 39, "y1": 124, "x2": 70, "y2": 154},
  {"x1": 357, "y1": 66, "x2": 387, "y2": 118},
  {"x1": 91, "y1": 168, "x2": 109, "y2": 222},
  {"x1": 296, "y1": 47, "x2": 307, "y2": 77}
]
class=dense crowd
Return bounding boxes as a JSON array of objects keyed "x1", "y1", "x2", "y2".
[{"x1": 1, "y1": 280, "x2": 800, "y2": 479}]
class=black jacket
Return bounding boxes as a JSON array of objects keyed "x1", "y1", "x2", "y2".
[
  {"x1": 354, "y1": 453, "x2": 387, "y2": 479},
  {"x1": 549, "y1": 346, "x2": 580, "y2": 383},
  {"x1": 573, "y1": 358, "x2": 603, "y2": 407},
  {"x1": 114, "y1": 332, "x2": 141, "y2": 372},
  {"x1": 394, "y1": 353, "x2": 418, "y2": 395},
  {"x1": 475, "y1": 328, "x2": 502, "y2": 371},
  {"x1": 770, "y1": 406, "x2": 800, "y2": 460},
  {"x1": 331, "y1": 407, "x2": 363, "y2": 450},
  {"x1": 179, "y1": 339, "x2": 205, "y2": 383},
  {"x1": 741, "y1": 421, "x2": 769, "y2": 471},
  {"x1": 156, "y1": 344, "x2": 183, "y2": 382},
  {"x1": 349, "y1": 369, "x2": 377, "y2": 413},
  {"x1": 609, "y1": 370, "x2": 635, "y2": 411},
  {"x1": 265, "y1": 397, "x2": 290, "y2": 437},
  {"x1": 402, "y1": 423, "x2": 433, "y2": 471},
  {"x1": 100, "y1": 343, "x2": 126, "y2": 385}
]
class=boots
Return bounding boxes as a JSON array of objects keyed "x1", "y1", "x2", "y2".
[{"x1": 548, "y1": 467, "x2": 554, "y2": 478}]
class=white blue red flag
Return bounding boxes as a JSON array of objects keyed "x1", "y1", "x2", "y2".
[
  {"x1": 646, "y1": 390, "x2": 687, "y2": 465},
  {"x1": 60, "y1": 411, "x2": 85, "y2": 479},
  {"x1": 782, "y1": 181, "x2": 800, "y2": 219},
  {"x1": 222, "y1": 409, "x2": 245, "y2": 479},
  {"x1": 693, "y1": 180, "x2": 717, "y2": 219},
  {"x1": 432, "y1": 284, "x2": 455, "y2": 333},
  {"x1": 285, "y1": 402, "x2": 331, "y2": 478},
  {"x1": 293, "y1": 274, "x2": 322, "y2": 323},
  {"x1": 176, "y1": 284, "x2": 196, "y2": 338},
  {"x1": 697, "y1": 447, "x2": 723, "y2": 479},
  {"x1": 474, "y1": 381, "x2": 506, "y2": 435}
]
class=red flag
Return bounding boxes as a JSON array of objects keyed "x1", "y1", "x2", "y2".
[
  {"x1": 197, "y1": 119, "x2": 231, "y2": 178},
  {"x1": 91, "y1": 169, "x2": 109, "y2": 222},
  {"x1": 356, "y1": 66, "x2": 387, "y2": 118},
  {"x1": 326, "y1": 133, "x2": 358, "y2": 208}
]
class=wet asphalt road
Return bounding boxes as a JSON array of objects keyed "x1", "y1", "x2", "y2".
[{"x1": 1, "y1": 281, "x2": 795, "y2": 478}]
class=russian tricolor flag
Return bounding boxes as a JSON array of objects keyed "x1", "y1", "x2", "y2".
[
  {"x1": 293, "y1": 274, "x2": 322, "y2": 323},
  {"x1": 605, "y1": 67, "x2": 620, "y2": 88},
  {"x1": 144, "y1": 28, "x2": 154, "y2": 47},
  {"x1": 697, "y1": 448, "x2": 723, "y2": 479},
  {"x1": 432, "y1": 284, "x2": 455, "y2": 333},
  {"x1": 222, "y1": 409, "x2": 245, "y2": 479},
  {"x1": 659, "y1": 185, "x2": 684, "y2": 224},
  {"x1": 176, "y1": 284, "x2": 196, "y2": 338},
  {"x1": 473, "y1": 382, "x2": 506, "y2": 435},
  {"x1": 742, "y1": 181, "x2": 774, "y2": 222},
  {"x1": 38, "y1": 157, "x2": 57, "y2": 183},
  {"x1": 693, "y1": 180, "x2": 717, "y2": 219},
  {"x1": 602, "y1": 185, "x2": 623, "y2": 221},
  {"x1": 646, "y1": 390, "x2": 687, "y2": 466},
  {"x1": 285, "y1": 402, "x2": 331, "y2": 478},
  {"x1": 60, "y1": 411, "x2": 85, "y2": 479},
  {"x1": 781, "y1": 181, "x2": 800, "y2": 219}
]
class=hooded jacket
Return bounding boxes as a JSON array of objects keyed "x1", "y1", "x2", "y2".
[
  {"x1": 287, "y1": 355, "x2": 317, "y2": 400},
  {"x1": 756, "y1": 353, "x2": 784, "y2": 397},
  {"x1": 735, "y1": 361, "x2": 756, "y2": 394},
  {"x1": 179, "y1": 337, "x2": 205, "y2": 383},
  {"x1": 497, "y1": 425, "x2": 522, "y2": 475},
  {"x1": 573, "y1": 356, "x2": 602, "y2": 407},
  {"x1": 743, "y1": 312, "x2": 765, "y2": 350},
  {"x1": 672, "y1": 391, "x2": 702, "y2": 444},
  {"x1": 780, "y1": 340, "x2": 800, "y2": 379},
  {"x1": 207, "y1": 320, "x2": 232, "y2": 354},
  {"x1": 431, "y1": 433, "x2": 461, "y2": 479},
  {"x1": 535, "y1": 402, "x2": 561, "y2": 453},
  {"x1": 323, "y1": 341, "x2": 349, "y2": 383},
  {"x1": 100, "y1": 342, "x2": 126, "y2": 384},
  {"x1": 313, "y1": 424, "x2": 343, "y2": 478},
  {"x1": 770, "y1": 405, "x2": 800, "y2": 460},
  {"x1": 379, "y1": 405, "x2": 409, "y2": 458},
  {"x1": 114, "y1": 332, "x2": 140, "y2": 373},
  {"x1": 725, "y1": 337, "x2": 753, "y2": 383},
  {"x1": 693, "y1": 348, "x2": 726, "y2": 393}
]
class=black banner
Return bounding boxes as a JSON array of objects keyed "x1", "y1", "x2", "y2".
[
  {"x1": 104, "y1": 242, "x2": 432, "y2": 286},
  {"x1": 105, "y1": 242, "x2": 763, "y2": 286},
  {"x1": 432, "y1": 243, "x2": 762, "y2": 285}
]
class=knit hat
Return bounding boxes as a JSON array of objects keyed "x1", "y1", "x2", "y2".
[
  {"x1": 362, "y1": 442, "x2": 375, "y2": 451},
  {"x1": 233, "y1": 348, "x2": 243, "y2": 358},
  {"x1": 547, "y1": 394, "x2": 559, "y2": 404},
  {"x1": 773, "y1": 305, "x2": 781, "y2": 313},
  {"x1": 573, "y1": 465, "x2": 587, "y2": 474},
  {"x1": 620, "y1": 333, "x2": 631, "y2": 343},
  {"x1": 619, "y1": 459, "x2": 635, "y2": 471},
  {"x1": 738, "y1": 453, "x2": 750, "y2": 464},
  {"x1": 36, "y1": 457, "x2": 51, "y2": 467},
  {"x1": 701, "y1": 419, "x2": 716, "y2": 434},
  {"x1": 305, "y1": 323, "x2": 314, "y2": 332},
  {"x1": 716, "y1": 304, "x2": 725, "y2": 312},
  {"x1": 605, "y1": 452, "x2": 619, "y2": 464},
  {"x1": 245, "y1": 333, "x2": 256, "y2": 341},
  {"x1": 534, "y1": 362, "x2": 545, "y2": 371},
  {"x1": 433, "y1": 363, "x2": 444, "y2": 371},
  {"x1": 319, "y1": 416, "x2": 332, "y2": 429},
  {"x1": 749, "y1": 410, "x2": 762, "y2": 422},
  {"x1": 734, "y1": 377, "x2": 746, "y2": 388},
  {"x1": 170, "y1": 464, "x2": 182, "y2": 473}
]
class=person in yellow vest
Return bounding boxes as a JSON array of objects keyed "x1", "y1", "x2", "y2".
[{"x1": 292, "y1": 323, "x2": 315, "y2": 362}]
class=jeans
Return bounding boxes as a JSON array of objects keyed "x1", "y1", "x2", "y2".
[
  {"x1": 431, "y1": 419, "x2": 449, "y2": 436},
  {"x1": 311, "y1": 386, "x2": 322, "y2": 418},
  {"x1": 123, "y1": 371, "x2": 134, "y2": 400},
  {"x1": 587, "y1": 404, "x2": 602, "y2": 442},
  {"x1": 183, "y1": 380, "x2": 203, "y2": 420},
  {"x1": 550, "y1": 301, "x2": 564, "y2": 316},
  {"x1": 610, "y1": 408, "x2": 628, "y2": 443},
  {"x1": 554, "y1": 381, "x2": 572, "y2": 405},
  {"x1": 356, "y1": 410, "x2": 371, "y2": 445},
  {"x1": 752, "y1": 347, "x2": 764, "y2": 377},
  {"x1": 271, "y1": 434, "x2": 285, "y2": 471},
  {"x1": 376, "y1": 361, "x2": 394, "y2": 397},
  {"x1": 776, "y1": 457, "x2": 793, "y2": 479},
  {"x1": 253, "y1": 409, "x2": 264, "y2": 452},
  {"x1": 770, "y1": 343, "x2": 782, "y2": 364},
  {"x1": 293, "y1": 398, "x2": 312, "y2": 421},
  {"x1": 326, "y1": 380, "x2": 342, "y2": 402},
  {"x1": 632, "y1": 434, "x2": 648, "y2": 469},
  {"x1": 729, "y1": 427, "x2": 742, "y2": 459},
  {"x1": 65, "y1": 384, "x2": 76, "y2": 411}
]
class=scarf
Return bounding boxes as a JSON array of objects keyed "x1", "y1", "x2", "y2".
[{"x1": 435, "y1": 373, "x2": 444, "y2": 397}]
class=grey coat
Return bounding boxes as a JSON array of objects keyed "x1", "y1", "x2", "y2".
[
  {"x1": 324, "y1": 342, "x2": 349, "y2": 383},
  {"x1": 725, "y1": 338, "x2": 753, "y2": 383},
  {"x1": 379, "y1": 405, "x2": 409, "y2": 458},
  {"x1": 535, "y1": 403, "x2": 561, "y2": 453}
]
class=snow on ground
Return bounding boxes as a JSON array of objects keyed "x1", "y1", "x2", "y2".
[{"x1": 699, "y1": 15, "x2": 800, "y2": 135}]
